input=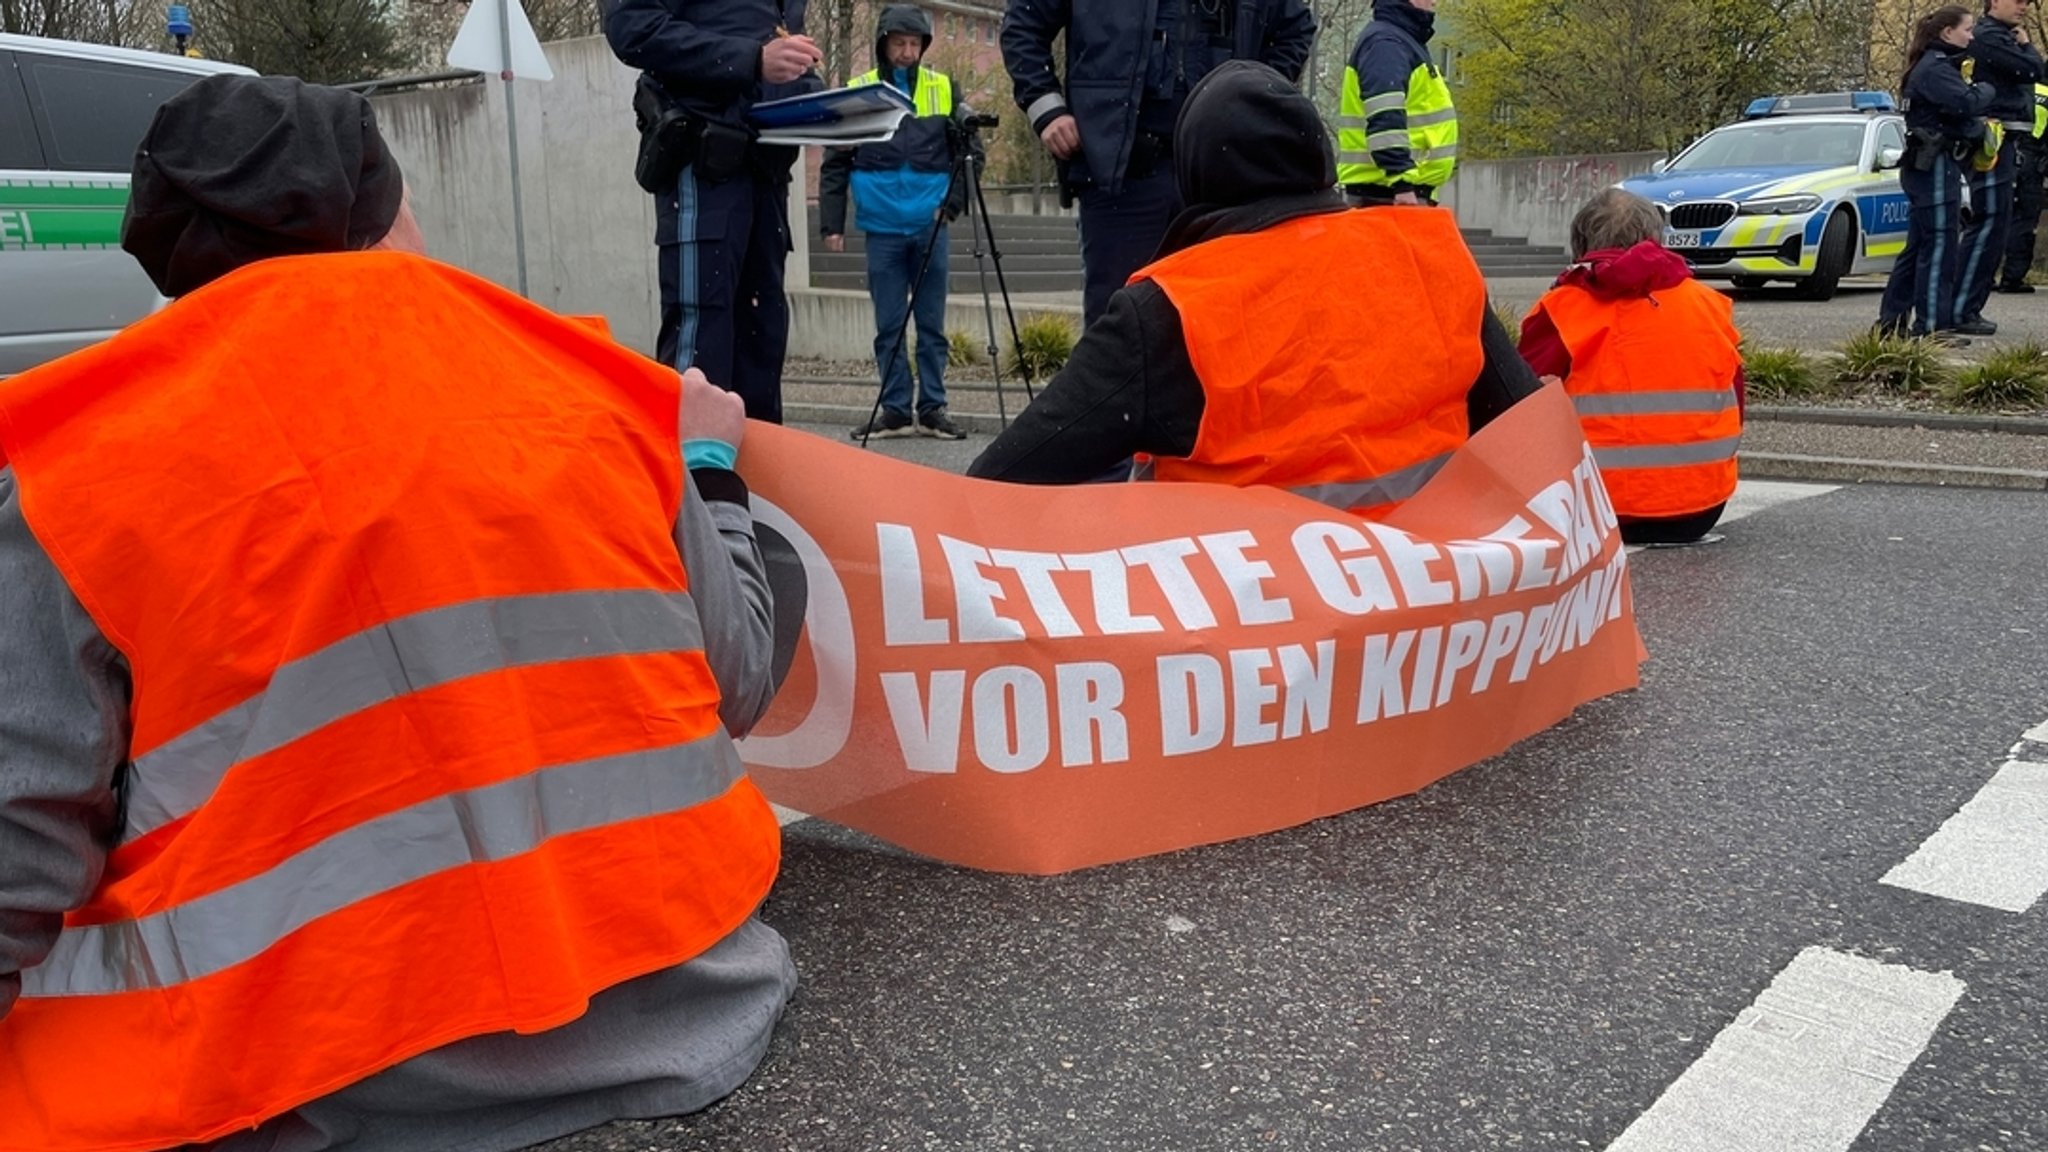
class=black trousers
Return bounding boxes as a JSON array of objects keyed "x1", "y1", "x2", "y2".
[
  {"x1": 654, "y1": 162, "x2": 792, "y2": 424},
  {"x1": 1880, "y1": 152, "x2": 1966, "y2": 335},
  {"x1": 1956, "y1": 132, "x2": 2019, "y2": 322},
  {"x1": 1997, "y1": 139, "x2": 2047, "y2": 288}
]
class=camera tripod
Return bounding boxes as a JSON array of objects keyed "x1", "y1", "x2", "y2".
[{"x1": 855, "y1": 116, "x2": 1037, "y2": 448}]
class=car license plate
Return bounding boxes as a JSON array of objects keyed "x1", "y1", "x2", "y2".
[{"x1": 1664, "y1": 229, "x2": 1704, "y2": 249}]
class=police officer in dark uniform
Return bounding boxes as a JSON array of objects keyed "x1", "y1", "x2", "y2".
[
  {"x1": 604, "y1": 0, "x2": 823, "y2": 423},
  {"x1": 1995, "y1": 81, "x2": 2048, "y2": 292},
  {"x1": 1880, "y1": 5, "x2": 1995, "y2": 342},
  {"x1": 1000, "y1": 0, "x2": 1317, "y2": 326},
  {"x1": 1954, "y1": 0, "x2": 2041, "y2": 333}
]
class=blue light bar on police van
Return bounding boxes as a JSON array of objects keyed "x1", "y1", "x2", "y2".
[{"x1": 1743, "y1": 91, "x2": 1896, "y2": 118}]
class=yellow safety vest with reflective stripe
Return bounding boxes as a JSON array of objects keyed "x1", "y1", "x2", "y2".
[
  {"x1": 2033, "y1": 82, "x2": 2047, "y2": 138},
  {"x1": 852, "y1": 66, "x2": 953, "y2": 117},
  {"x1": 1338, "y1": 36, "x2": 1458, "y2": 190}
]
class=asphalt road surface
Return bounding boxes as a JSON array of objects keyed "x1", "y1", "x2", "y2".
[{"x1": 532, "y1": 473, "x2": 2048, "y2": 1152}]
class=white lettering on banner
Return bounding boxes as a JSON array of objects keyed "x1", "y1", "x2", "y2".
[
  {"x1": 1358, "y1": 549, "x2": 1629, "y2": 725},
  {"x1": 1278, "y1": 640, "x2": 1336, "y2": 738},
  {"x1": 1292, "y1": 520, "x2": 1400, "y2": 616},
  {"x1": 884, "y1": 663, "x2": 1134, "y2": 772},
  {"x1": 988, "y1": 547, "x2": 1084, "y2": 638},
  {"x1": 1199, "y1": 531, "x2": 1295, "y2": 625},
  {"x1": 1365, "y1": 523, "x2": 1455, "y2": 608},
  {"x1": 1057, "y1": 662, "x2": 1129, "y2": 767},
  {"x1": 974, "y1": 666, "x2": 1051, "y2": 772},
  {"x1": 1159, "y1": 654, "x2": 1226, "y2": 755},
  {"x1": 882, "y1": 669, "x2": 966, "y2": 772},
  {"x1": 1063, "y1": 549, "x2": 1165, "y2": 635},
  {"x1": 1121, "y1": 539, "x2": 1218, "y2": 630},
  {"x1": 1486, "y1": 516, "x2": 1561, "y2": 592},
  {"x1": 939, "y1": 535, "x2": 1027, "y2": 642},
  {"x1": 878, "y1": 524, "x2": 950, "y2": 646}
]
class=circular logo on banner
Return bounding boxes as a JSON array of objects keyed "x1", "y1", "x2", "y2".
[{"x1": 736, "y1": 495, "x2": 857, "y2": 769}]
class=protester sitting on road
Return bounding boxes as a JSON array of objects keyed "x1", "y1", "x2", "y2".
[
  {"x1": 1519, "y1": 188, "x2": 1744, "y2": 546},
  {"x1": 967, "y1": 60, "x2": 1540, "y2": 518},
  {"x1": 0, "y1": 75, "x2": 793, "y2": 1152},
  {"x1": 1879, "y1": 5, "x2": 1998, "y2": 343}
]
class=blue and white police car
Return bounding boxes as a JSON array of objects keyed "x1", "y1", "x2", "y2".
[{"x1": 1618, "y1": 92, "x2": 1912, "y2": 300}]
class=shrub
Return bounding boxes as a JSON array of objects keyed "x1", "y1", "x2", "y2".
[
  {"x1": 947, "y1": 328, "x2": 983, "y2": 367},
  {"x1": 1010, "y1": 314, "x2": 1078, "y2": 379},
  {"x1": 1741, "y1": 345, "x2": 1823, "y2": 400},
  {"x1": 1833, "y1": 331, "x2": 1950, "y2": 395},
  {"x1": 1944, "y1": 341, "x2": 2048, "y2": 409},
  {"x1": 1494, "y1": 302, "x2": 1526, "y2": 346}
]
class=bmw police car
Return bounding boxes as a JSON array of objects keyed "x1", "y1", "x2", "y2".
[{"x1": 1619, "y1": 92, "x2": 1911, "y2": 301}]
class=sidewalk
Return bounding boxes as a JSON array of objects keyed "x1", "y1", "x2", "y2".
[{"x1": 781, "y1": 375, "x2": 2048, "y2": 491}]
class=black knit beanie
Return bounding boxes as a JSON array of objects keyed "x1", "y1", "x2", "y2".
[{"x1": 122, "y1": 73, "x2": 405, "y2": 297}]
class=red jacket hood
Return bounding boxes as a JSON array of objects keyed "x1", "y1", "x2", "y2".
[{"x1": 1554, "y1": 240, "x2": 1694, "y2": 299}]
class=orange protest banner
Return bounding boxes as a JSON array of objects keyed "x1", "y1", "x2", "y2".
[{"x1": 737, "y1": 384, "x2": 1644, "y2": 874}]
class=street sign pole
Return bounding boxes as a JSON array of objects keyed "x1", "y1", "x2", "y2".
[{"x1": 498, "y1": 0, "x2": 528, "y2": 297}]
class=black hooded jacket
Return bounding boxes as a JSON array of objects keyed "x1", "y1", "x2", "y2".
[{"x1": 967, "y1": 61, "x2": 1537, "y2": 484}]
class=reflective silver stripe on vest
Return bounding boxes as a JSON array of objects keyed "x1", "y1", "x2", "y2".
[
  {"x1": 1415, "y1": 142, "x2": 1459, "y2": 162},
  {"x1": 23, "y1": 734, "x2": 745, "y2": 998},
  {"x1": 1572, "y1": 388, "x2": 1738, "y2": 417},
  {"x1": 1365, "y1": 129, "x2": 1411, "y2": 151},
  {"x1": 1336, "y1": 115, "x2": 1368, "y2": 131},
  {"x1": 1363, "y1": 92, "x2": 1407, "y2": 115},
  {"x1": 123, "y1": 590, "x2": 707, "y2": 842},
  {"x1": 1129, "y1": 458, "x2": 1156, "y2": 481},
  {"x1": 1407, "y1": 107, "x2": 1458, "y2": 127},
  {"x1": 1286, "y1": 452, "x2": 1453, "y2": 511},
  {"x1": 1593, "y1": 434, "x2": 1742, "y2": 471}
]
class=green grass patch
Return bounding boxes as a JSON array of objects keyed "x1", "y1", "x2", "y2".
[
  {"x1": 1944, "y1": 341, "x2": 2048, "y2": 409},
  {"x1": 1010, "y1": 314, "x2": 1078, "y2": 379},
  {"x1": 1832, "y1": 331, "x2": 1950, "y2": 395},
  {"x1": 947, "y1": 328, "x2": 982, "y2": 367},
  {"x1": 1742, "y1": 345, "x2": 1824, "y2": 400}
]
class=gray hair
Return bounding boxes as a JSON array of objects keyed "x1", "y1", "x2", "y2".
[{"x1": 1568, "y1": 188, "x2": 1665, "y2": 260}]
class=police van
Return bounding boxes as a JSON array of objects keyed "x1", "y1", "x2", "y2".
[
  {"x1": 1619, "y1": 92, "x2": 1911, "y2": 301},
  {"x1": 0, "y1": 34, "x2": 252, "y2": 376}
]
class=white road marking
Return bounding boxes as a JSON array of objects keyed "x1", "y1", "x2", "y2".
[
  {"x1": 1881, "y1": 759, "x2": 2048, "y2": 913},
  {"x1": 1722, "y1": 479, "x2": 1839, "y2": 527},
  {"x1": 2024, "y1": 719, "x2": 2048, "y2": 745},
  {"x1": 1606, "y1": 947, "x2": 1963, "y2": 1152},
  {"x1": 1624, "y1": 480, "x2": 1836, "y2": 554},
  {"x1": 771, "y1": 803, "x2": 810, "y2": 827}
]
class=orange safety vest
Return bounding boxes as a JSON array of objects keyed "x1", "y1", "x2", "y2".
[
  {"x1": 1531, "y1": 279, "x2": 1743, "y2": 519},
  {"x1": 0, "y1": 252, "x2": 781, "y2": 1152},
  {"x1": 1134, "y1": 207, "x2": 1484, "y2": 520}
]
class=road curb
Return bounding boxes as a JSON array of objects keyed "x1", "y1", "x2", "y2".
[
  {"x1": 1741, "y1": 452, "x2": 2048, "y2": 490},
  {"x1": 1750, "y1": 406, "x2": 2048, "y2": 436},
  {"x1": 785, "y1": 402, "x2": 2048, "y2": 491}
]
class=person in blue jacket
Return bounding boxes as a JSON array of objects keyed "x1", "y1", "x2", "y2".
[
  {"x1": 999, "y1": 0, "x2": 1317, "y2": 325},
  {"x1": 604, "y1": 0, "x2": 823, "y2": 423},
  {"x1": 819, "y1": 5, "x2": 972, "y2": 442},
  {"x1": 1953, "y1": 0, "x2": 2042, "y2": 334},
  {"x1": 1880, "y1": 5, "x2": 1997, "y2": 343}
]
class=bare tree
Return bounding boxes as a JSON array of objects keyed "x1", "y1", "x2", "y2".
[{"x1": 187, "y1": 0, "x2": 407, "y2": 82}]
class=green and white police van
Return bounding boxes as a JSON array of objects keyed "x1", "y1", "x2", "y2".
[{"x1": 0, "y1": 34, "x2": 252, "y2": 376}]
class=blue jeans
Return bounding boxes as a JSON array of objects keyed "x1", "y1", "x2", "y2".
[{"x1": 867, "y1": 227, "x2": 949, "y2": 417}]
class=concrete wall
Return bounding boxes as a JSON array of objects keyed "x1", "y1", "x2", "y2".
[
  {"x1": 371, "y1": 36, "x2": 665, "y2": 354},
  {"x1": 1442, "y1": 152, "x2": 1666, "y2": 249}
]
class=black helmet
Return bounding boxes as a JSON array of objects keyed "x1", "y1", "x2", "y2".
[{"x1": 874, "y1": 4, "x2": 933, "y2": 60}]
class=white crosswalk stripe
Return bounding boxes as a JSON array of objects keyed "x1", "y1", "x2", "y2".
[{"x1": 1606, "y1": 948, "x2": 1964, "y2": 1152}]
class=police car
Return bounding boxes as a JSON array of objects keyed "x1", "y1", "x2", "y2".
[{"x1": 1618, "y1": 92, "x2": 1911, "y2": 301}]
